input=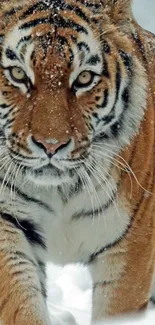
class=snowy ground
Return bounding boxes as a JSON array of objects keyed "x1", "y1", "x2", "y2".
[{"x1": 47, "y1": 1, "x2": 155, "y2": 324}]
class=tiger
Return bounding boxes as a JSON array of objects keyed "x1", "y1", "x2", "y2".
[{"x1": 0, "y1": 0, "x2": 155, "y2": 323}]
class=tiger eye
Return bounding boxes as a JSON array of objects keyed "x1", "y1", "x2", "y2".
[
  {"x1": 77, "y1": 71, "x2": 92, "y2": 85},
  {"x1": 10, "y1": 67, "x2": 26, "y2": 81}
]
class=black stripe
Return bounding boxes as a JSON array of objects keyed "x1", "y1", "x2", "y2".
[
  {"x1": 132, "y1": 32, "x2": 147, "y2": 64},
  {"x1": 0, "y1": 176, "x2": 54, "y2": 214},
  {"x1": 1, "y1": 213, "x2": 46, "y2": 249},
  {"x1": 58, "y1": 176, "x2": 83, "y2": 202},
  {"x1": 5, "y1": 48, "x2": 18, "y2": 61},
  {"x1": 72, "y1": 191, "x2": 116, "y2": 219},
  {"x1": 96, "y1": 88, "x2": 109, "y2": 109},
  {"x1": 69, "y1": 177, "x2": 83, "y2": 198},
  {"x1": 0, "y1": 104, "x2": 10, "y2": 109},
  {"x1": 93, "y1": 132, "x2": 109, "y2": 141},
  {"x1": 0, "y1": 129, "x2": 5, "y2": 137},
  {"x1": 56, "y1": 35, "x2": 68, "y2": 46},
  {"x1": 0, "y1": 34, "x2": 4, "y2": 43},
  {"x1": 102, "y1": 88, "x2": 109, "y2": 107},
  {"x1": 20, "y1": 13, "x2": 87, "y2": 34},
  {"x1": 110, "y1": 119, "x2": 122, "y2": 137},
  {"x1": 3, "y1": 118, "x2": 15, "y2": 128},
  {"x1": 64, "y1": 4, "x2": 90, "y2": 24},
  {"x1": 86, "y1": 55, "x2": 101, "y2": 66},
  {"x1": 110, "y1": 84, "x2": 130, "y2": 138},
  {"x1": 102, "y1": 58, "x2": 110, "y2": 78},
  {"x1": 41, "y1": 281, "x2": 47, "y2": 298},
  {"x1": 38, "y1": 260, "x2": 46, "y2": 276},
  {"x1": 102, "y1": 115, "x2": 114, "y2": 126},
  {"x1": 1, "y1": 249, "x2": 37, "y2": 268},
  {"x1": 119, "y1": 50, "x2": 132, "y2": 71},
  {"x1": 122, "y1": 87, "x2": 130, "y2": 106},
  {"x1": 0, "y1": 105, "x2": 14, "y2": 119},
  {"x1": 37, "y1": 259, "x2": 47, "y2": 298},
  {"x1": 93, "y1": 85, "x2": 119, "y2": 126},
  {"x1": 92, "y1": 112, "x2": 100, "y2": 121},
  {"x1": 56, "y1": 35, "x2": 74, "y2": 67},
  {"x1": 88, "y1": 216, "x2": 133, "y2": 263},
  {"x1": 50, "y1": 0, "x2": 65, "y2": 10},
  {"x1": 76, "y1": 0, "x2": 101, "y2": 10},
  {"x1": 16, "y1": 251, "x2": 37, "y2": 266},
  {"x1": 54, "y1": 15, "x2": 88, "y2": 34},
  {"x1": 77, "y1": 42, "x2": 90, "y2": 52},
  {"x1": 7, "y1": 255, "x2": 35, "y2": 268},
  {"x1": 115, "y1": 62, "x2": 121, "y2": 101},
  {"x1": 103, "y1": 40, "x2": 111, "y2": 55},
  {"x1": 150, "y1": 297, "x2": 155, "y2": 304},
  {"x1": 101, "y1": 61, "x2": 121, "y2": 126},
  {"x1": 19, "y1": 17, "x2": 50, "y2": 30},
  {"x1": 9, "y1": 148, "x2": 39, "y2": 160},
  {"x1": 20, "y1": 2, "x2": 50, "y2": 19},
  {"x1": 4, "y1": 6, "x2": 23, "y2": 17},
  {"x1": 16, "y1": 35, "x2": 32, "y2": 49},
  {"x1": 0, "y1": 111, "x2": 11, "y2": 120},
  {"x1": 99, "y1": 23, "x2": 111, "y2": 56},
  {"x1": 15, "y1": 188, "x2": 54, "y2": 214},
  {"x1": 36, "y1": 33, "x2": 53, "y2": 57}
]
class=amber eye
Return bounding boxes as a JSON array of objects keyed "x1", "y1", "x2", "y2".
[
  {"x1": 75, "y1": 71, "x2": 94, "y2": 88},
  {"x1": 9, "y1": 67, "x2": 26, "y2": 83}
]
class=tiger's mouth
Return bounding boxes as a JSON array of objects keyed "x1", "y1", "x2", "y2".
[{"x1": 32, "y1": 164, "x2": 65, "y2": 177}]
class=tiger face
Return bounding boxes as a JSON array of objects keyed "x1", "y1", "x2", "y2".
[{"x1": 0, "y1": 0, "x2": 146, "y2": 186}]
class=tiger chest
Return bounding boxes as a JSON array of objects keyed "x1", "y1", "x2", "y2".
[{"x1": 44, "y1": 190, "x2": 131, "y2": 266}]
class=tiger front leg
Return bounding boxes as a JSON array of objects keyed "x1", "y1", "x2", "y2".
[
  {"x1": 0, "y1": 216, "x2": 51, "y2": 325},
  {"x1": 89, "y1": 241, "x2": 154, "y2": 322}
]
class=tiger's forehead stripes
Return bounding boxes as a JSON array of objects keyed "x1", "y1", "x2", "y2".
[
  {"x1": 0, "y1": 0, "x2": 103, "y2": 39},
  {"x1": 1, "y1": 1, "x2": 105, "y2": 94}
]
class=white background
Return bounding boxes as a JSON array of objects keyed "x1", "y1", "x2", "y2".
[
  {"x1": 133, "y1": 0, "x2": 155, "y2": 33},
  {"x1": 47, "y1": 1, "x2": 155, "y2": 324}
]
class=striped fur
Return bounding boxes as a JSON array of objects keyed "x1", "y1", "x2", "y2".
[{"x1": 0, "y1": 0, "x2": 155, "y2": 323}]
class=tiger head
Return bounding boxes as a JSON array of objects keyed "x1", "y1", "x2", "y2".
[{"x1": 0, "y1": 0, "x2": 147, "y2": 186}]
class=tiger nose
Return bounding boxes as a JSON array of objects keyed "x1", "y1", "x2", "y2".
[{"x1": 31, "y1": 136, "x2": 71, "y2": 157}]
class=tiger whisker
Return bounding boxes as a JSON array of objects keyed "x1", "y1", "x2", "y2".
[
  {"x1": 91, "y1": 148, "x2": 133, "y2": 199},
  {"x1": 81, "y1": 163, "x2": 104, "y2": 223},
  {"x1": 83, "y1": 158, "x2": 111, "y2": 228},
  {"x1": 92, "y1": 144, "x2": 152, "y2": 195},
  {"x1": 10, "y1": 161, "x2": 20, "y2": 217},
  {"x1": 78, "y1": 166, "x2": 96, "y2": 220},
  {"x1": 0, "y1": 160, "x2": 14, "y2": 198},
  {"x1": 86, "y1": 156, "x2": 124, "y2": 226}
]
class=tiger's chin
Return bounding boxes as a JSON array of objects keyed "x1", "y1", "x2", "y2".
[{"x1": 25, "y1": 165, "x2": 73, "y2": 187}]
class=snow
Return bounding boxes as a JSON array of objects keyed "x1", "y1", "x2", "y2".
[
  {"x1": 47, "y1": 264, "x2": 92, "y2": 325},
  {"x1": 47, "y1": 1, "x2": 155, "y2": 324},
  {"x1": 47, "y1": 264, "x2": 155, "y2": 325}
]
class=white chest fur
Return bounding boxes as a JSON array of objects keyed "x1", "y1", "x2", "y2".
[
  {"x1": 0, "y1": 173, "x2": 131, "y2": 266},
  {"x1": 43, "y1": 185, "x2": 131, "y2": 266}
]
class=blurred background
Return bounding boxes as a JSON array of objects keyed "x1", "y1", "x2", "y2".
[{"x1": 133, "y1": 0, "x2": 155, "y2": 33}]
